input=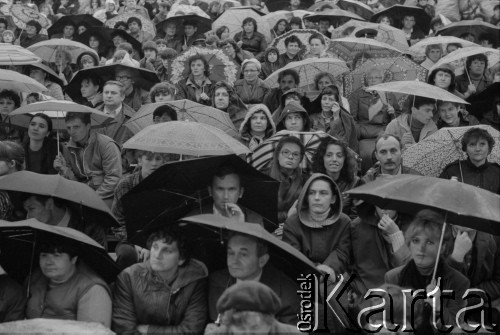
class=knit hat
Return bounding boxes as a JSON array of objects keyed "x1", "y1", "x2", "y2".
[
  {"x1": 216, "y1": 281, "x2": 281, "y2": 315},
  {"x1": 142, "y1": 40, "x2": 157, "y2": 52},
  {"x1": 241, "y1": 58, "x2": 262, "y2": 72}
]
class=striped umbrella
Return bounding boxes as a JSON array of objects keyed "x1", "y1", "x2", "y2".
[
  {"x1": 247, "y1": 130, "x2": 331, "y2": 172},
  {"x1": 0, "y1": 43, "x2": 41, "y2": 65},
  {"x1": 0, "y1": 69, "x2": 46, "y2": 93}
]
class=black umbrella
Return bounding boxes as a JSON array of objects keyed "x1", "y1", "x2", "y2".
[
  {"x1": 47, "y1": 14, "x2": 104, "y2": 38},
  {"x1": 304, "y1": 9, "x2": 365, "y2": 27},
  {"x1": 370, "y1": 5, "x2": 432, "y2": 35},
  {"x1": 156, "y1": 14, "x2": 212, "y2": 39},
  {"x1": 264, "y1": 0, "x2": 314, "y2": 12},
  {"x1": 122, "y1": 155, "x2": 280, "y2": 241},
  {"x1": 436, "y1": 20, "x2": 500, "y2": 46},
  {"x1": 466, "y1": 82, "x2": 499, "y2": 119},
  {"x1": 0, "y1": 219, "x2": 120, "y2": 287},
  {"x1": 74, "y1": 27, "x2": 143, "y2": 59},
  {"x1": 65, "y1": 63, "x2": 159, "y2": 102}
]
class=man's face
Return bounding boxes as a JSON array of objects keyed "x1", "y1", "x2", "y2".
[
  {"x1": 144, "y1": 49, "x2": 156, "y2": 60},
  {"x1": 165, "y1": 23, "x2": 176, "y2": 36},
  {"x1": 139, "y1": 153, "x2": 166, "y2": 178},
  {"x1": 184, "y1": 25, "x2": 196, "y2": 37},
  {"x1": 157, "y1": 43, "x2": 167, "y2": 51},
  {"x1": 279, "y1": 74, "x2": 297, "y2": 91},
  {"x1": 209, "y1": 173, "x2": 243, "y2": 214},
  {"x1": 319, "y1": 20, "x2": 330, "y2": 32},
  {"x1": 375, "y1": 137, "x2": 402, "y2": 174},
  {"x1": 466, "y1": 138, "x2": 490, "y2": 165},
  {"x1": 115, "y1": 69, "x2": 134, "y2": 91},
  {"x1": 227, "y1": 235, "x2": 267, "y2": 280},
  {"x1": 0, "y1": 98, "x2": 16, "y2": 114},
  {"x1": 66, "y1": 118, "x2": 90, "y2": 143},
  {"x1": 403, "y1": 16, "x2": 415, "y2": 29},
  {"x1": 149, "y1": 239, "x2": 184, "y2": 273},
  {"x1": 470, "y1": 59, "x2": 486, "y2": 75},
  {"x1": 112, "y1": 35, "x2": 125, "y2": 46},
  {"x1": 286, "y1": 42, "x2": 300, "y2": 56},
  {"x1": 427, "y1": 48, "x2": 442, "y2": 62},
  {"x1": 40, "y1": 252, "x2": 77, "y2": 282},
  {"x1": 24, "y1": 196, "x2": 52, "y2": 223},
  {"x1": 125, "y1": 0, "x2": 136, "y2": 6},
  {"x1": 412, "y1": 103, "x2": 434, "y2": 125},
  {"x1": 26, "y1": 24, "x2": 37, "y2": 36},
  {"x1": 103, "y1": 84, "x2": 124, "y2": 106},
  {"x1": 153, "y1": 112, "x2": 173, "y2": 123},
  {"x1": 128, "y1": 21, "x2": 140, "y2": 33},
  {"x1": 63, "y1": 25, "x2": 75, "y2": 38}
]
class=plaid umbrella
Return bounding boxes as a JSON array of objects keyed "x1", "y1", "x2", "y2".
[
  {"x1": 270, "y1": 28, "x2": 331, "y2": 55},
  {"x1": 328, "y1": 37, "x2": 403, "y2": 62},
  {"x1": 125, "y1": 100, "x2": 239, "y2": 137},
  {"x1": 336, "y1": 0, "x2": 373, "y2": 20},
  {"x1": 343, "y1": 56, "x2": 428, "y2": 97},
  {"x1": 0, "y1": 44, "x2": 41, "y2": 65},
  {"x1": 402, "y1": 125, "x2": 500, "y2": 177},
  {"x1": 105, "y1": 13, "x2": 156, "y2": 38},
  {"x1": 247, "y1": 130, "x2": 331, "y2": 171},
  {"x1": 436, "y1": 20, "x2": 499, "y2": 46},
  {"x1": 263, "y1": 58, "x2": 349, "y2": 91},
  {"x1": 9, "y1": 4, "x2": 50, "y2": 29},
  {"x1": 370, "y1": 5, "x2": 432, "y2": 34}
]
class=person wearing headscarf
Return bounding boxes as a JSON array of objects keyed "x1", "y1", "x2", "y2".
[
  {"x1": 76, "y1": 52, "x2": 99, "y2": 70},
  {"x1": 239, "y1": 104, "x2": 276, "y2": 151},
  {"x1": 259, "y1": 47, "x2": 280, "y2": 80},
  {"x1": 234, "y1": 59, "x2": 270, "y2": 105}
]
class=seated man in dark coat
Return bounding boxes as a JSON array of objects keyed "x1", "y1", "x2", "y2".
[
  {"x1": 207, "y1": 233, "x2": 299, "y2": 326},
  {"x1": 440, "y1": 127, "x2": 500, "y2": 194}
]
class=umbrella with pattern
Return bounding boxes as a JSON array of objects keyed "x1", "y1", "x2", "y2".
[
  {"x1": 8, "y1": 4, "x2": 50, "y2": 29},
  {"x1": 328, "y1": 37, "x2": 403, "y2": 62},
  {"x1": 401, "y1": 125, "x2": 500, "y2": 177},
  {"x1": 430, "y1": 46, "x2": 500, "y2": 73},
  {"x1": 270, "y1": 28, "x2": 330, "y2": 55},
  {"x1": 408, "y1": 36, "x2": 479, "y2": 58},
  {"x1": 303, "y1": 8, "x2": 365, "y2": 27}
]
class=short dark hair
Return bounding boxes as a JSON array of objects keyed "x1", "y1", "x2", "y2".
[
  {"x1": 289, "y1": 17, "x2": 303, "y2": 29},
  {"x1": 188, "y1": 54, "x2": 209, "y2": 77},
  {"x1": 446, "y1": 43, "x2": 462, "y2": 50},
  {"x1": 0, "y1": 90, "x2": 21, "y2": 108},
  {"x1": 461, "y1": 127, "x2": 495, "y2": 153},
  {"x1": 40, "y1": 239, "x2": 79, "y2": 259},
  {"x1": 215, "y1": 25, "x2": 229, "y2": 39},
  {"x1": 0, "y1": 141, "x2": 24, "y2": 171},
  {"x1": 152, "y1": 104, "x2": 177, "y2": 120},
  {"x1": 217, "y1": 38, "x2": 240, "y2": 53},
  {"x1": 146, "y1": 227, "x2": 190, "y2": 264},
  {"x1": 114, "y1": 21, "x2": 128, "y2": 30},
  {"x1": 21, "y1": 194, "x2": 66, "y2": 210},
  {"x1": 284, "y1": 34, "x2": 302, "y2": 48},
  {"x1": 30, "y1": 113, "x2": 53, "y2": 133},
  {"x1": 227, "y1": 232, "x2": 268, "y2": 257},
  {"x1": 127, "y1": 17, "x2": 142, "y2": 28},
  {"x1": 242, "y1": 17, "x2": 257, "y2": 31},
  {"x1": 278, "y1": 69, "x2": 300, "y2": 85},
  {"x1": 436, "y1": 100, "x2": 460, "y2": 110},
  {"x1": 183, "y1": 19, "x2": 197, "y2": 28},
  {"x1": 411, "y1": 96, "x2": 435, "y2": 110},
  {"x1": 427, "y1": 67, "x2": 456, "y2": 92},
  {"x1": 64, "y1": 22, "x2": 77, "y2": 29},
  {"x1": 212, "y1": 165, "x2": 242, "y2": 188},
  {"x1": 26, "y1": 20, "x2": 42, "y2": 34},
  {"x1": 478, "y1": 34, "x2": 496, "y2": 48},
  {"x1": 65, "y1": 112, "x2": 91, "y2": 125},
  {"x1": 466, "y1": 53, "x2": 488, "y2": 73},
  {"x1": 81, "y1": 73, "x2": 104, "y2": 93}
]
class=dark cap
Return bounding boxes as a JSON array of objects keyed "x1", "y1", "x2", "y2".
[{"x1": 216, "y1": 281, "x2": 281, "y2": 315}]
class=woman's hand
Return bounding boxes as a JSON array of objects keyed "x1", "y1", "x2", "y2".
[
  {"x1": 426, "y1": 277, "x2": 441, "y2": 312},
  {"x1": 199, "y1": 92, "x2": 209, "y2": 101},
  {"x1": 451, "y1": 231, "x2": 472, "y2": 262},
  {"x1": 377, "y1": 214, "x2": 399, "y2": 235}
]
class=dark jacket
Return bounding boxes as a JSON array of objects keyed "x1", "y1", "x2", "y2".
[
  {"x1": 233, "y1": 31, "x2": 268, "y2": 60},
  {"x1": 23, "y1": 137, "x2": 59, "y2": 175},
  {"x1": 124, "y1": 87, "x2": 151, "y2": 112},
  {"x1": 260, "y1": 47, "x2": 280, "y2": 80},
  {"x1": 310, "y1": 108, "x2": 359, "y2": 153},
  {"x1": 20, "y1": 33, "x2": 48, "y2": 48},
  {"x1": 0, "y1": 274, "x2": 25, "y2": 322},
  {"x1": 361, "y1": 162, "x2": 422, "y2": 185},
  {"x1": 283, "y1": 174, "x2": 351, "y2": 268},
  {"x1": 176, "y1": 76, "x2": 214, "y2": 106},
  {"x1": 96, "y1": 103, "x2": 135, "y2": 147},
  {"x1": 439, "y1": 159, "x2": 500, "y2": 194},
  {"x1": 208, "y1": 266, "x2": 299, "y2": 325},
  {"x1": 481, "y1": 109, "x2": 500, "y2": 131},
  {"x1": 234, "y1": 78, "x2": 270, "y2": 105},
  {"x1": 277, "y1": 52, "x2": 302, "y2": 68},
  {"x1": 437, "y1": 113, "x2": 480, "y2": 129},
  {"x1": 112, "y1": 259, "x2": 208, "y2": 334},
  {"x1": 456, "y1": 74, "x2": 492, "y2": 97},
  {"x1": 67, "y1": 208, "x2": 108, "y2": 250}
]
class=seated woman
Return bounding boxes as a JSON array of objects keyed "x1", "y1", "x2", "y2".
[
  {"x1": 49, "y1": 49, "x2": 75, "y2": 86},
  {"x1": 311, "y1": 137, "x2": 359, "y2": 218},
  {"x1": 233, "y1": 17, "x2": 268, "y2": 60},
  {"x1": 112, "y1": 227, "x2": 208, "y2": 334},
  {"x1": 24, "y1": 113, "x2": 58, "y2": 175},
  {"x1": 26, "y1": 239, "x2": 112, "y2": 327},
  {"x1": 149, "y1": 82, "x2": 176, "y2": 103},
  {"x1": 309, "y1": 85, "x2": 358, "y2": 152},
  {"x1": 80, "y1": 73, "x2": 103, "y2": 108},
  {"x1": 303, "y1": 33, "x2": 335, "y2": 59},
  {"x1": 218, "y1": 39, "x2": 254, "y2": 77},
  {"x1": 427, "y1": 64, "x2": 465, "y2": 100},
  {"x1": 234, "y1": 59, "x2": 270, "y2": 106},
  {"x1": 211, "y1": 81, "x2": 247, "y2": 130},
  {"x1": 276, "y1": 101, "x2": 311, "y2": 132},
  {"x1": 239, "y1": 104, "x2": 276, "y2": 151},
  {"x1": 0, "y1": 90, "x2": 24, "y2": 142},
  {"x1": 175, "y1": 55, "x2": 214, "y2": 106},
  {"x1": 305, "y1": 72, "x2": 349, "y2": 113},
  {"x1": 385, "y1": 209, "x2": 470, "y2": 333},
  {"x1": 436, "y1": 100, "x2": 479, "y2": 129},
  {"x1": 271, "y1": 18, "x2": 289, "y2": 39},
  {"x1": 264, "y1": 136, "x2": 306, "y2": 223},
  {"x1": 259, "y1": 47, "x2": 280, "y2": 80}
]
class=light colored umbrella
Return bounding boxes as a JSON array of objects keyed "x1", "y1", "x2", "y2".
[
  {"x1": 343, "y1": 56, "x2": 428, "y2": 97},
  {"x1": 0, "y1": 69, "x2": 46, "y2": 93},
  {"x1": 264, "y1": 10, "x2": 311, "y2": 30},
  {"x1": 28, "y1": 39, "x2": 98, "y2": 65},
  {"x1": 270, "y1": 28, "x2": 331, "y2": 55},
  {"x1": 168, "y1": 3, "x2": 211, "y2": 18},
  {"x1": 0, "y1": 43, "x2": 41, "y2": 65},
  {"x1": 402, "y1": 125, "x2": 500, "y2": 177},
  {"x1": 263, "y1": 58, "x2": 349, "y2": 91},
  {"x1": 365, "y1": 80, "x2": 469, "y2": 104},
  {"x1": 123, "y1": 121, "x2": 251, "y2": 156},
  {"x1": 212, "y1": 7, "x2": 271, "y2": 43},
  {"x1": 308, "y1": 1, "x2": 339, "y2": 11},
  {"x1": 105, "y1": 13, "x2": 156, "y2": 37},
  {"x1": 430, "y1": 46, "x2": 499, "y2": 75},
  {"x1": 304, "y1": 8, "x2": 365, "y2": 26},
  {"x1": 328, "y1": 36, "x2": 403, "y2": 62},
  {"x1": 336, "y1": 0, "x2": 373, "y2": 20},
  {"x1": 436, "y1": 20, "x2": 499, "y2": 44},
  {"x1": 8, "y1": 4, "x2": 50, "y2": 29},
  {"x1": 125, "y1": 100, "x2": 239, "y2": 137},
  {"x1": 408, "y1": 36, "x2": 479, "y2": 58}
]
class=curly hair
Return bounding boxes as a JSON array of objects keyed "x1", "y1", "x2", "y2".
[
  {"x1": 146, "y1": 226, "x2": 191, "y2": 265},
  {"x1": 313, "y1": 72, "x2": 336, "y2": 90},
  {"x1": 427, "y1": 66, "x2": 456, "y2": 92},
  {"x1": 242, "y1": 17, "x2": 258, "y2": 32},
  {"x1": 461, "y1": 127, "x2": 495, "y2": 153},
  {"x1": 149, "y1": 82, "x2": 176, "y2": 102},
  {"x1": 312, "y1": 137, "x2": 356, "y2": 184},
  {"x1": 187, "y1": 54, "x2": 210, "y2": 78},
  {"x1": 0, "y1": 90, "x2": 21, "y2": 108}
]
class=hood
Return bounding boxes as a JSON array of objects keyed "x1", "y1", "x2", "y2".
[
  {"x1": 239, "y1": 104, "x2": 276, "y2": 138},
  {"x1": 297, "y1": 173, "x2": 343, "y2": 228},
  {"x1": 276, "y1": 100, "x2": 311, "y2": 131},
  {"x1": 279, "y1": 87, "x2": 303, "y2": 108}
]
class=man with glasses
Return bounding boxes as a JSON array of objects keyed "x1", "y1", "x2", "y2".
[{"x1": 114, "y1": 67, "x2": 150, "y2": 111}]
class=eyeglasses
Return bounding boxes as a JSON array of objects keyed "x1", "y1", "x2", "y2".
[
  {"x1": 244, "y1": 69, "x2": 258, "y2": 73},
  {"x1": 280, "y1": 150, "x2": 301, "y2": 159},
  {"x1": 116, "y1": 75, "x2": 132, "y2": 81}
]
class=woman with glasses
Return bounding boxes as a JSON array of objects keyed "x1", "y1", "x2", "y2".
[
  {"x1": 233, "y1": 58, "x2": 270, "y2": 106},
  {"x1": 310, "y1": 85, "x2": 358, "y2": 153},
  {"x1": 263, "y1": 136, "x2": 306, "y2": 223}
]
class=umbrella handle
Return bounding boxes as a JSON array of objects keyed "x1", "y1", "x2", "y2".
[
  {"x1": 432, "y1": 213, "x2": 448, "y2": 282},
  {"x1": 26, "y1": 230, "x2": 37, "y2": 299},
  {"x1": 465, "y1": 67, "x2": 472, "y2": 85}
]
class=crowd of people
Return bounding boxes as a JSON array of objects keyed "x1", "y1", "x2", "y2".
[{"x1": 0, "y1": 0, "x2": 499, "y2": 333}]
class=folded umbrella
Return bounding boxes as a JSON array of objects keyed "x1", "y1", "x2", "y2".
[
  {"x1": 402, "y1": 125, "x2": 500, "y2": 177},
  {"x1": 122, "y1": 154, "x2": 279, "y2": 239},
  {"x1": 28, "y1": 39, "x2": 98, "y2": 65},
  {"x1": 0, "y1": 69, "x2": 46, "y2": 93},
  {"x1": 0, "y1": 43, "x2": 41, "y2": 66},
  {"x1": 47, "y1": 14, "x2": 103, "y2": 38},
  {"x1": 346, "y1": 174, "x2": 500, "y2": 235},
  {"x1": 124, "y1": 100, "x2": 238, "y2": 137},
  {"x1": 370, "y1": 5, "x2": 432, "y2": 34},
  {"x1": 0, "y1": 219, "x2": 119, "y2": 286}
]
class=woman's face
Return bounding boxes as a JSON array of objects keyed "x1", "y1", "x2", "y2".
[
  {"x1": 3, "y1": 33, "x2": 13, "y2": 43},
  {"x1": 309, "y1": 38, "x2": 324, "y2": 56},
  {"x1": 243, "y1": 63, "x2": 259, "y2": 82},
  {"x1": 438, "y1": 102, "x2": 460, "y2": 126},
  {"x1": 250, "y1": 111, "x2": 268, "y2": 135},
  {"x1": 154, "y1": 92, "x2": 173, "y2": 102},
  {"x1": 317, "y1": 76, "x2": 333, "y2": 91},
  {"x1": 307, "y1": 179, "x2": 334, "y2": 215},
  {"x1": 80, "y1": 78, "x2": 99, "y2": 98},
  {"x1": 380, "y1": 16, "x2": 391, "y2": 25},
  {"x1": 434, "y1": 70, "x2": 452, "y2": 89},
  {"x1": 81, "y1": 57, "x2": 95, "y2": 69},
  {"x1": 284, "y1": 112, "x2": 304, "y2": 131},
  {"x1": 291, "y1": 23, "x2": 300, "y2": 30},
  {"x1": 243, "y1": 22, "x2": 255, "y2": 34},
  {"x1": 366, "y1": 70, "x2": 384, "y2": 86},
  {"x1": 29, "y1": 69, "x2": 46, "y2": 84},
  {"x1": 89, "y1": 36, "x2": 100, "y2": 49},
  {"x1": 409, "y1": 228, "x2": 440, "y2": 268},
  {"x1": 0, "y1": 98, "x2": 16, "y2": 114},
  {"x1": 214, "y1": 87, "x2": 230, "y2": 109},
  {"x1": 0, "y1": 160, "x2": 13, "y2": 176},
  {"x1": 221, "y1": 28, "x2": 230, "y2": 39},
  {"x1": 190, "y1": 59, "x2": 206, "y2": 77},
  {"x1": 277, "y1": 21, "x2": 287, "y2": 32},
  {"x1": 321, "y1": 94, "x2": 338, "y2": 111},
  {"x1": 323, "y1": 144, "x2": 345, "y2": 176},
  {"x1": 278, "y1": 142, "x2": 301, "y2": 170},
  {"x1": 267, "y1": 51, "x2": 278, "y2": 63},
  {"x1": 222, "y1": 43, "x2": 236, "y2": 58},
  {"x1": 28, "y1": 116, "x2": 50, "y2": 141}
]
